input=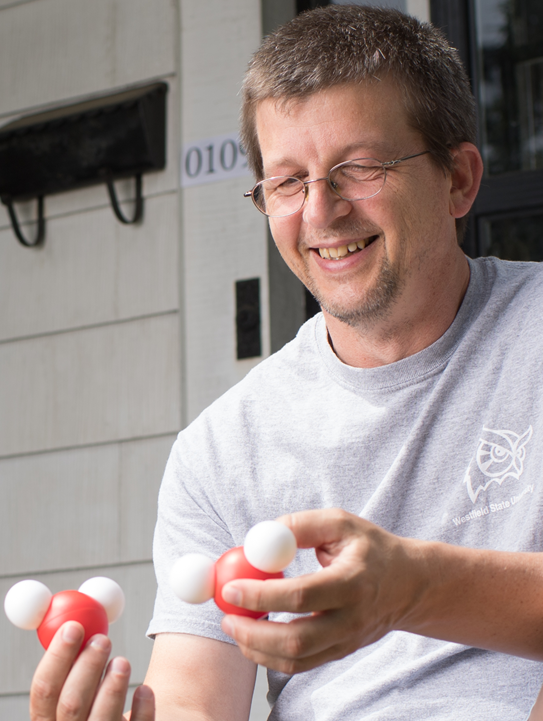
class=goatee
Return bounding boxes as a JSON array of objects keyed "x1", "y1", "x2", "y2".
[{"x1": 300, "y1": 221, "x2": 403, "y2": 327}]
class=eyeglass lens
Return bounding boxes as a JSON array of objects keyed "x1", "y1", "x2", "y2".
[{"x1": 253, "y1": 159, "x2": 386, "y2": 217}]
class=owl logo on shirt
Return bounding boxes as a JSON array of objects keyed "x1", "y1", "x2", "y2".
[{"x1": 464, "y1": 425, "x2": 533, "y2": 504}]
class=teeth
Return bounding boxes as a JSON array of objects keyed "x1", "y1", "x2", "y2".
[{"x1": 318, "y1": 238, "x2": 373, "y2": 259}]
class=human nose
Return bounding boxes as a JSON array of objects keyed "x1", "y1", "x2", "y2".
[{"x1": 301, "y1": 177, "x2": 351, "y2": 229}]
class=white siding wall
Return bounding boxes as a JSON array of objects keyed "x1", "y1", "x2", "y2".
[
  {"x1": 333, "y1": 0, "x2": 429, "y2": 20},
  {"x1": 0, "y1": 0, "x2": 181, "y2": 715},
  {"x1": 0, "y1": 0, "x2": 268, "y2": 718},
  {"x1": 0, "y1": 1, "x2": 429, "y2": 719},
  {"x1": 178, "y1": 3, "x2": 270, "y2": 719},
  {"x1": 180, "y1": 1, "x2": 268, "y2": 424}
]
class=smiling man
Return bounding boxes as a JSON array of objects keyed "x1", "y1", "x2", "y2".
[
  {"x1": 250, "y1": 79, "x2": 475, "y2": 366},
  {"x1": 29, "y1": 6, "x2": 543, "y2": 721}
]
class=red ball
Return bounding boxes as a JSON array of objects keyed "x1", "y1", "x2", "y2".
[
  {"x1": 37, "y1": 590, "x2": 108, "y2": 651},
  {"x1": 214, "y1": 546, "x2": 283, "y2": 619}
]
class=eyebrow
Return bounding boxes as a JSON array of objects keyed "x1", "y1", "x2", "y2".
[
  {"x1": 339, "y1": 140, "x2": 392, "y2": 158},
  {"x1": 264, "y1": 140, "x2": 396, "y2": 174}
]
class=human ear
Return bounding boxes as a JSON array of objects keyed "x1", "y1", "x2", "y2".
[{"x1": 448, "y1": 142, "x2": 484, "y2": 219}]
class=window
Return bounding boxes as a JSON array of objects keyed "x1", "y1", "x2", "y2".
[{"x1": 432, "y1": 0, "x2": 543, "y2": 259}]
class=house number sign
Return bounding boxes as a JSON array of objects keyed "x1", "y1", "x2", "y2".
[{"x1": 181, "y1": 132, "x2": 251, "y2": 187}]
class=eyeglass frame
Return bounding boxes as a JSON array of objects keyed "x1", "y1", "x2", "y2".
[{"x1": 243, "y1": 150, "x2": 431, "y2": 218}]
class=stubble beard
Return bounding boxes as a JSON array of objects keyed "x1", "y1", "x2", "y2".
[{"x1": 299, "y1": 226, "x2": 404, "y2": 329}]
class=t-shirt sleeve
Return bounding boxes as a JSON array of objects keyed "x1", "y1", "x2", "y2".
[{"x1": 146, "y1": 434, "x2": 237, "y2": 644}]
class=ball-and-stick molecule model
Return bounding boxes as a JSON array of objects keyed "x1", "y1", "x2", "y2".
[
  {"x1": 4, "y1": 576, "x2": 125, "y2": 651},
  {"x1": 170, "y1": 520, "x2": 297, "y2": 619}
]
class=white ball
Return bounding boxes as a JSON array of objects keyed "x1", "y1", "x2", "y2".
[
  {"x1": 4, "y1": 580, "x2": 52, "y2": 630},
  {"x1": 170, "y1": 554, "x2": 215, "y2": 604},
  {"x1": 244, "y1": 521, "x2": 297, "y2": 573},
  {"x1": 78, "y1": 577, "x2": 125, "y2": 623}
]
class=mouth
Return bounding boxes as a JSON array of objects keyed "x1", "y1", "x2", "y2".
[{"x1": 316, "y1": 235, "x2": 379, "y2": 260}]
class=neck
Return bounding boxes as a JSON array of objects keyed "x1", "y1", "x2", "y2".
[{"x1": 323, "y1": 251, "x2": 470, "y2": 369}]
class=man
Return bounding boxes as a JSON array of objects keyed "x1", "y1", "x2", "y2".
[{"x1": 29, "y1": 6, "x2": 543, "y2": 720}]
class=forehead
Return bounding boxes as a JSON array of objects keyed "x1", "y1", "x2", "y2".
[{"x1": 255, "y1": 81, "x2": 417, "y2": 171}]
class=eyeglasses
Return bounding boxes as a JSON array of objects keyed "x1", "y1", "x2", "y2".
[{"x1": 244, "y1": 151, "x2": 430, "y2": 218}]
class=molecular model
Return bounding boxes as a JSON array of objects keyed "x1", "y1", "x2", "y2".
[
  {"x1": 4, "y1": 576, "x2": 125, "y2": 651},
  {"x1": 170, "y1": 520, "x2": 297, "y2": 619}
]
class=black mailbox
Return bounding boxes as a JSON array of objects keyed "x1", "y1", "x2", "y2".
[{"x1": 0, "y1": 82, "x2": 167, "y2": 246}]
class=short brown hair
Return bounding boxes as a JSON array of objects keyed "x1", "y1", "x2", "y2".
[{"x1": 241, "y1": 5, "x2": 476, "y2": 183}]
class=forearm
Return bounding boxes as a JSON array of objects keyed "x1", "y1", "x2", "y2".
[{"x1": 399, "y1": 539, "x2": 543, "y2": 659}]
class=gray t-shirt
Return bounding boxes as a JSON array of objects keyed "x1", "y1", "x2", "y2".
[{"x1": 149, "y1": 257, "x2": 543, "y2": 720}]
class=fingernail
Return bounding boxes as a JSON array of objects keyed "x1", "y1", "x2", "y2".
[
  {"x1": 110, "y1": 657, "x2": 130, "y2": 676},
  {"x1": 89, "y1": 635, "x2": 110, "y2": 652},
  {"x1": 222, "y1": 584, "x2": 241, "y2": 605},
  {"x1": 62, "y1": 622, "x2": 82, "y2": 644},
  {"x1": 136, "y1": 685, "x2": 153, "y2": 700}
]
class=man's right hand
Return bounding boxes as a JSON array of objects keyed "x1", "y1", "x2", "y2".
[{"x1": 30, "y1": 621, "x2": 154, "y2": 720}]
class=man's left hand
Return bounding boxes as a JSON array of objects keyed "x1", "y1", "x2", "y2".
[
  {"x1": 220, "y1": 508, "x2": 427, "y2": 674},
  {"x1": 220, "y1": 507, "x2": 543, "y2": 673}
]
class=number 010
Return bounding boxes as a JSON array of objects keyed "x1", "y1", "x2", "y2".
[{"x1": 185, "y1": 140, "x2": 247, "y2": 178}]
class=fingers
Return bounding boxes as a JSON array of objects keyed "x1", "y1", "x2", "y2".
[
  {"x1": 223, "y1": 611, "x2": 339, "y2": 659},
  {"x1": 236, "y1": 640, "x2": 348, "y2": 675},
  {"x1": 56, "y1": 635, "x2": 112, "y2": 720},
  {"x1": 217, "y1": 509, "x2": 412, "y2": 675},
  {"x1": 30, "y1": 621, "x2": 85, "y2": 720},
  {"x1": 30, "y1": 621, "x2": 116, "y2": 721},
  {"x1": 221, "y1": 614, "x2": 357, "y2": 674},
  {"x1": 221, "y1": 562, "x2": 361, "y2": 615},
  {"x1": 130, "y1": 685, "x2": 155, "y2": 721},
  {"x1": 87, "y1": 657, "x2": 130, "y2": 720},
  {"x1": 29, "y1": 620, "x2": 140, "y2": 721}
]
